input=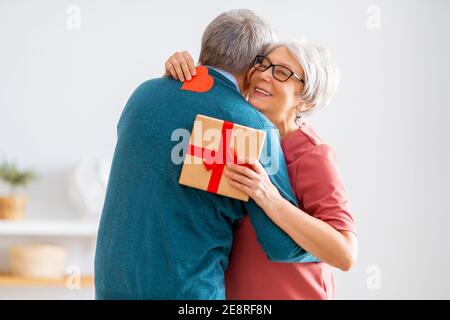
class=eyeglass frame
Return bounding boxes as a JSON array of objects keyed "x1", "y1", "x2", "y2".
[{"x1": 253, "y1": 55, "x2": 305, "y2": 84}]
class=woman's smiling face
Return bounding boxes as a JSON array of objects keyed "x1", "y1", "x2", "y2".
[{"x1": 247, "y1": 46, "x2": 306, "y2": 128}]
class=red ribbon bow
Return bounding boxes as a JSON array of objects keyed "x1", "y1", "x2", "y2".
[{"x1": 187, "y1": 120, "x2": 252, "y2": 194}]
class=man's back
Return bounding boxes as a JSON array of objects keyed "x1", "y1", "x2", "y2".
[{"x1": 94, "y1": 69, "x2": 310, "y2": 300}]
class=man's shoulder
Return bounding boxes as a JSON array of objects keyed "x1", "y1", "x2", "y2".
[
  {"x1": 131, "y1": 77, "x2": 179, "y2": 97},
  {"x1": 226, "y1": 107, "x2": 275, "y2": 131},
  {"x1": 125, "y1": 75, "x2": 275, "y2": 130}
]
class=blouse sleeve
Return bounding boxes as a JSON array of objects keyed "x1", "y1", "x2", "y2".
[{"x1": 295, "y1": 143, "x2": 357, "y2": 235}]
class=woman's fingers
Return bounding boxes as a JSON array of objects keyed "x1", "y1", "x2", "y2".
[
  {"x1": 170, "y1": 57, "x2": 185, "y2": 82},
  {"x1": 227, "y1": 179, "x2": 253, "y2": 196},
  {"x1": 165, "y1": 61, "x2": 179, "y2": 80},
  {"x1": 182, "y1": 51, "x2": 197, "y2": 77},
  {"x1": 226, "y1": 163, "x2": 258, "y2": 180},
  {"x1": 235, "y1": 157, "x2": 265, "y2": 175},
  {"x1": 172, "y1": 51, "x2": 196, "y2": 82},
  {"x1": 178, "y1": 57, "x2": 192, "y2": 81},
  {"x1": 224, "y1": 167, "x2": 255, "y2": 187},
  {"x1": 164, "y1": 51, "x2": 197, "y2": 82},
  {"x1": 250, "y1": 160, "x2": 265, "y2": 175}
]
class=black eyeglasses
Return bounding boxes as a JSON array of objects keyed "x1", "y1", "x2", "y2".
[{"x1": 253, "y1": 55, "x2": 305, "y2": 84}]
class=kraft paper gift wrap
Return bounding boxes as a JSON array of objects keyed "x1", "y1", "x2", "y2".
[{"x1": 179, "y1": 114, "x2": 266, "y2": 201}]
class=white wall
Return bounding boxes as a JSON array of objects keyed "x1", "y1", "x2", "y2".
[{"x1": 0, "y1": 0, "x2": 449, "y2": 299}]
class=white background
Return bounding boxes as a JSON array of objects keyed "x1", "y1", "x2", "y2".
[{"x1": 0, "y1": 0, "x2": 449, "y2": 299}]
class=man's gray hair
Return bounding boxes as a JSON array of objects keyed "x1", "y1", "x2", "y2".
[
  {"x1": 265, "y1": 40, "x2": 340, "y2": 125},
  {"x1": 199, "y1": 9, "x2": 274, "y2": 75}
]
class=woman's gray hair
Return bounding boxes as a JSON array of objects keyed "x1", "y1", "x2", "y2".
[
  {"x1": 199, "y1": 9, "x2": 274, "y2": 75},
  {"x1": 265, "y1": 40, "x2": 340, "y2": 125}
]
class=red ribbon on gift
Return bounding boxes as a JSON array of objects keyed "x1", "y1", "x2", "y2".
[{"x1": 187, "y1": 120, "x2": 252, "y2": 194}]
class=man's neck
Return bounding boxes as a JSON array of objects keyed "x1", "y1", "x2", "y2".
[
  {"x1": 205, "y1": 66, "x2": 245, "y2": 94},
  {"x1": 206, "y1": 66, "x2": 240, "y2": 93}
]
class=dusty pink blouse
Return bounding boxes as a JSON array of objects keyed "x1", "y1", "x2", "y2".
[{"x1": 225, "y1": 122, "x2": 357, "y2": 300}]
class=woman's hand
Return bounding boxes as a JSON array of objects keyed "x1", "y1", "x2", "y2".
[
  {"x1": 164, "y1": 51, "x2": 197, "y2": 82},
  {"x1": 225, "y1": 159, "x2": 358, "y2": 271},
  {"x1": 224, "y1": 159, "x2": 284, "y2": 211}
]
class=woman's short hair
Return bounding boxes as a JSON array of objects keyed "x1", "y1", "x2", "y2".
[
  {"x1": 199, "y1": 9, "x2": 274, "y2": 76},
  {"x1": 265, "y1": 40, "x2": 340, "y2": 124}
]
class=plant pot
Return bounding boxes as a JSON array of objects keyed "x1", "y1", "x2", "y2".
[
  {"x1": 9, "y1": 243, "x2": 67, "y2": 279},
  {"x1": 0, "y1": 195, "x2": 28, "y2": 220}
]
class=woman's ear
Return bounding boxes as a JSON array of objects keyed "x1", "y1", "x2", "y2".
[
  {"x1": 246, "y1": 67, "x2": 256, "y2": 83},
  {"x1": 296, "y1": 102, "x2": 313, "y2": 113}
]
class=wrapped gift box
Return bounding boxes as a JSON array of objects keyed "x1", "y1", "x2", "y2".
[{"x1": 179, "y1": 114, "x2": 266, "y2": 201}]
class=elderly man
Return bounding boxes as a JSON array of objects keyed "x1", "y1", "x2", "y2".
[{"x1": 94, "y1": 9, "x2": 316, "y2": 300}]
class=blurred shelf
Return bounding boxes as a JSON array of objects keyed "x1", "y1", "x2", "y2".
[
  {"x1": 0, "y1": 273, "x2": 94, "y2": 287},
  {"x1": 0, "y1": 220, "x2": 99, "y2": 237}
]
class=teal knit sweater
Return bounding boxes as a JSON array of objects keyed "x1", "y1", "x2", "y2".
[{"x1": 94, "y1": 68, "x2": 317, "y2": 300}]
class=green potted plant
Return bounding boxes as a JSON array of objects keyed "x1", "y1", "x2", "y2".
[{"x1": 0, "y1": 162, "x2": 36, "y2": 220}]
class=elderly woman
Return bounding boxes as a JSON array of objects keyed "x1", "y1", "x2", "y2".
[{"x1": 165, "y1": 40, "x2": 358, "y2": 299}]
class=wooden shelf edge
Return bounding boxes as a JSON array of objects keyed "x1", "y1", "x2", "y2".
[
  {"x1": 0, "y1": 273, "x2": 94, "y2": 288},
  {"x1": 0, "y1": 220, "x2": 99, "y2": 237}
]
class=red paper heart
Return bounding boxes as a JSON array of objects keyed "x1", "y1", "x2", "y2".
[{"x1": 181, "y1": 66, "x2": 214, "y2": 93}]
